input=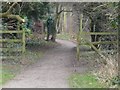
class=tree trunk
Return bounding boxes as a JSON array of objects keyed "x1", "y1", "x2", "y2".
[
  {"x1": 51, "y1": 3, "x2": 59, "y2": 42},
  {"x1": 118, "y1": 1, "x2": 120, "y2": 80}
]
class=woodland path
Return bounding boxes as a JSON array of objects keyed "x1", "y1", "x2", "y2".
[{"x1": 3, "y1": 39, "x2": 88, "y2": 88}]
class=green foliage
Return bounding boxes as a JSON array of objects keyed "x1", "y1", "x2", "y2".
[
  {"x1": 1, "y1": 48, "x2": 44, "y2": 85},
  {"x1": 68, "y1": 73, "x2": 106, "y2": 88},
  {"x1": 22, "y1": 27, "x2": 32, "y2": 37},
  {"x1": 110, "y1": 19, "x2": 118, "y2": 29},
  {"x1": 22, "y1": 50, "x2": 43, "y2": 64},
  {"x1": 1, "y1": 2, "x2": 50, "y2": 20},
  {"x1": 111, "y1": 76, "x2": 120, "y2": 86},
  {"x1": 20, "y1": 2, "x2": 49, "y2": 20},
  {"x1": 26, "y1": 39, "x2": 57, "y2": 47},
  {"x1": 0, "y1": 70, "x2": 15, "y2": 85},
  {"x1": 25, "y1": 28, "x2": 32, "y2": 36},
  {"x1": 107, "y1": 2, "x2": 119, "y2": 29}
]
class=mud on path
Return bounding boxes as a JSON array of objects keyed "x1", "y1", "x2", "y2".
[{"x1": 3, "y1": 39, "x2": 83, "y2": 88}]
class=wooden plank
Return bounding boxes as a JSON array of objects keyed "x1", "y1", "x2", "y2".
[
  {"x1": 0, "y1": 56, "x2": 14, "y2": 59},
  {"x1": 63, "y1": 10, "x2": 72, "y2": 12},
  {"x1": 0, "y1": 39, "x2": 22, "y2": 42},
  {"x1": 83, "y1": 38, "x2": 107, "y2": 61},
  {"x1": 81, "y1": 41, "x2": 117, "y2": 45},
  {"x1": 0, "y1": 48, "x2": 22, "y2": 52},
  {"x1": 92, "y1": 41, "x2": 117, "y2": 44},
  {"x1": 0, "y1": 28, "x2": 25, "y2": 58},
  {"x1": 82, "y1": 32, "x2": 117, "y2": 35},
  {"x1": 80, "y1": 50, "x2": 117, "y2": 56},
  {"x1": 22, "y1": 30, "x2": 25, "y2": 53},
  {"x1": 0, "y1": 56, "x2": 21, "y2": 59},
  {"x1": 86, "y1": 50, "x2": 117, "y2": 54},
  {"x1": 0, "y1": 30, "x2": 23, "y2": 33}
]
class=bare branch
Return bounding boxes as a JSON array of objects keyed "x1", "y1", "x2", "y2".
[
  {"x1": 1, "y1": 2, "x2": 24, "y2": 22},
  {"x1": 57, "y1": 10, "x2": 64, "y2": 15},
  {"x1": 0, "y1": 13, "x2": 25, "y2": 22},
  {"x1": 93, "y1": 3, "x2": 108, "y2": 11},
  {"x1": 6, "y1": 2, "x2": 17, "y2": 14}
]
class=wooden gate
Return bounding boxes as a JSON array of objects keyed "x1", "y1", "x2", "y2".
[
  {"x1": 0, "y1": 28, "x2": 25, "y2": 60},
  {"x1": 76, "y1": 14, "x2": 118, "y2": 60}
]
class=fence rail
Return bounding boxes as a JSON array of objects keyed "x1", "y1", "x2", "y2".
[
  {"x1": 81, "y1": 41, "x2": 118, "y2": 45},
  {"x1": 1, "y1": 48, "x2": 23, "y2": 52},
  {"x1": 0, "y1": 29, "x2": 25, "y2": 59},
  {"x1": 0, "y1": 30, "x2": 23, "y2": 33},
  {"x1": 76, "y1": 14, "x2": 118, "y2": 60},
  {"x1": 82, "y1": 32, "x2": 117, "y2": 35},
  {"x1": 0, "y1": 39, "x2": 22, "y2": 42}
]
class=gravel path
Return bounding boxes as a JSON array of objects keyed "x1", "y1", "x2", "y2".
[{"x1": 3, "y1": 39, "x2": 77, "y2": 88}]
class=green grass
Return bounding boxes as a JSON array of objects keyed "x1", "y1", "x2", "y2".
[
  {"x1": 1, "y1": 39, "x2": 59, "y2": 86},
  {"x1": 1, "y1": 39, "x2": 56, "y2": 85},
  {"x1": 0, "y1": 71, "x2": 15, "y2": 85},
  {"x1": 69, "y1": 73, "x2": 106, "y2": 88},
  {"x1": 1, "y1": 45, "x2": 45, "y2": 85},
  {"x1": 21, "y1": 50, "x2": 44, "y2": 65},
  {"x1": 26, "y1": 39, "x2": 57, "y2": 47},
  {"x1": 57, "y1": 33, "x2": 71, "y2": 40},
  {"x1": 1, "y1": 50, "x2": 43, "y2": 86}
]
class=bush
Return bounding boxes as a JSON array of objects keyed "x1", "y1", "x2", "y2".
[{"x1": 94, "y1": 53, "x2": 119, "y2": 88}]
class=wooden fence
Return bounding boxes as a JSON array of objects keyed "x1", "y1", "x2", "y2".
[
  {"x1": 0, "y1": 29, "x2": 25, "y2": 59},
  {"x1": 76, "y1": 14, "x2": 118, "y2": 60}
]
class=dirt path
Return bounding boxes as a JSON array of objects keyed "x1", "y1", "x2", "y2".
[{"x1": 3, "y1": 39, "x2": 79, "y2": 88}]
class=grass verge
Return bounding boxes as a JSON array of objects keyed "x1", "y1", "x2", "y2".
[
  {"x1": 0, "y1": 71, "x2": 15, "y2": 85},
  {"x1": 1, "y1": 40, "x2": 56, "y2": 86},
  {"x1": 57, "y1": 33, "x2": 71, "y2": 40},
  {"x1": 68, "y1": 73, "x2": 106, "y2": 88},
  {"x1": 1, "y1": 51, "x2": 42, "y2": 86}
]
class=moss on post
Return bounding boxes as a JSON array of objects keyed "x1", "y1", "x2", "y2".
[
  {"x1": 22, "y1": 29, "x2": 25, "y2": 53},
  {"x1": 76, "y1": 14, "x2": 83, "y2": 61}
]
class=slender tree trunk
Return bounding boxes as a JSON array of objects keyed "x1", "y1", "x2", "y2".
[
  {"x1": 118, "y1": 1, "x2": 120, "y2": 81},
  {"x1": 56, "y1": 5, "x2": 62, "y2": 33},
  {"x1": 51, "y1": 3, "x2": 63, "y2": 42}
]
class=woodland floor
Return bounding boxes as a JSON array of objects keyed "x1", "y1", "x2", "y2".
[{"x1": 2, "y1": 39, "x2": 97, "y2": 88}]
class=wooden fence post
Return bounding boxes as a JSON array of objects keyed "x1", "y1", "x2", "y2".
[
  {"x1": 22, "y1": 29, "x2": 25, "y2": 53},
  {"x1": 69, "y1": 12, "x2": 72, "y2": 35},
  {"x1": 76, "y1": 14, "x2": 83, "y2": 60},
  {"x1": 63, "y1": 8, "x2": 67, "y2": 33},
  {"x1": 118, "y1": 1, "x2": 120, "y2": 82}
]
